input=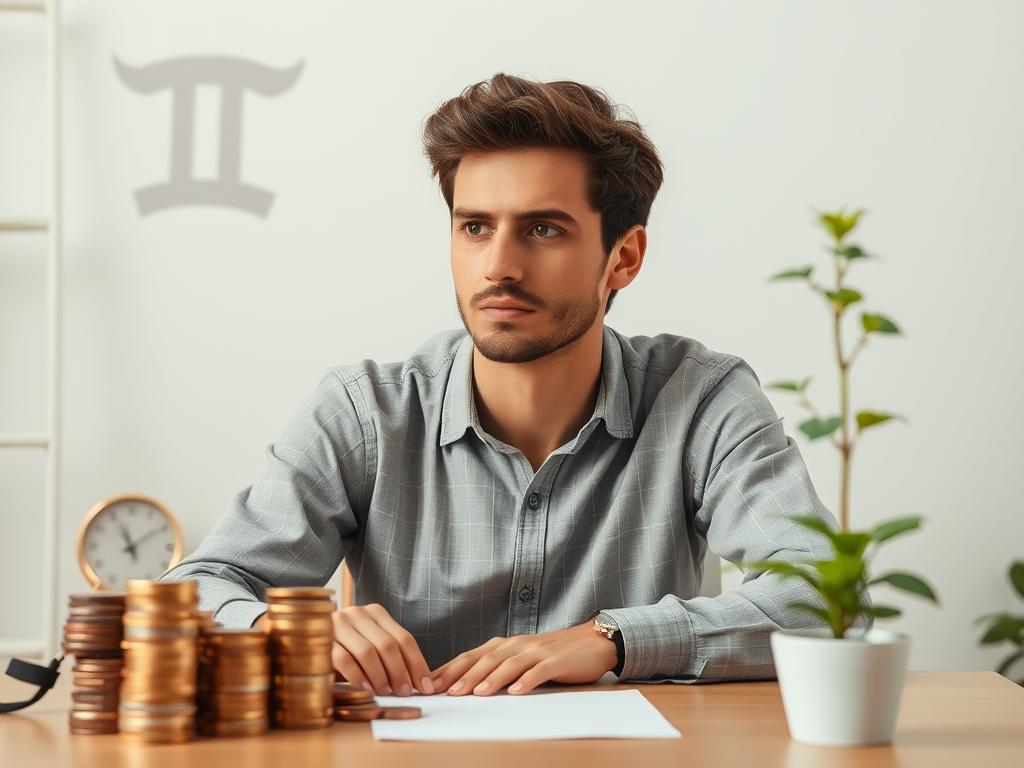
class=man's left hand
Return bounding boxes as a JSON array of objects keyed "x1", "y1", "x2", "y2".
[{"x1": 429, "y1": 621, "x2": 618, "y2": 696}]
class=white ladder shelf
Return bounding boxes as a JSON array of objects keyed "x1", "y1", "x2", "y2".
[{"x1": 0, "y1": 0, "x2": 62, "y2": 661}]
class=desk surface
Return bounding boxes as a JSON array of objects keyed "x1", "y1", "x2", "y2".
[{"x1": 1, "y1": 670, "x2": 1021, "y2": 767}]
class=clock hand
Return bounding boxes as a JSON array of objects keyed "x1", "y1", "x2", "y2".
[
  {"x1": 127, "y1": 527, "x2": 166, "y2": 550},
  {"x1": 118, "y1": 522, "x2": 139, "y2": 562}
]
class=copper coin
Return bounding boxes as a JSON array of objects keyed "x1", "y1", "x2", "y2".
[
  {"x1": 335, "y1": 705, "x2": 383, "y2": 721},
  {"x1": 265, "y1": 587, "x2": 334, "y2": 601},
  {"x1": 380, "y1": 706, "x2": 422, "y2": 719}
]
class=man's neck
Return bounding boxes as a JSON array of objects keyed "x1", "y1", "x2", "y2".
[{"x1": 471, "y1": 323, "x2": 604, "y2": 473}]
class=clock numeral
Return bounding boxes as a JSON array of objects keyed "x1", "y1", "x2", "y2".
[
  {"x1": 88, "y1": 541, "x2": 97, "y2": 551},
  {"x1": 94, "y1": 559, "x2": 104, "y2": 569},
  {"x1": 166, "y1": 543, "x2": 174, "y2": 552}
]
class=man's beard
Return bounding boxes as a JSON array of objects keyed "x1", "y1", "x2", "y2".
[{"x1": 456, "y1": 288, "x2": 601, "y2": 364}]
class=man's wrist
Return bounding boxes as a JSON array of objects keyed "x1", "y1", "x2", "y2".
[{"x1": 592, "y1": 612, "x2": 625, "y2": 676}]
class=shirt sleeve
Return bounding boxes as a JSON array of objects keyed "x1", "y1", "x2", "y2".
[
  {"x1": 598, "y1": 358, "x2": 870, "y2": 683},
  {"x1": 158, "y1": 369, "x2": 370, "y2": 627}
]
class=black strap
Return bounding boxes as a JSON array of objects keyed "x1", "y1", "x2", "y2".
[{"x1": 0, "y1": 656, "x2": 64, "y2": 713}]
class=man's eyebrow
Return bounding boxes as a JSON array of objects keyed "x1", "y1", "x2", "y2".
[{"x1": 451, "y1": 207, "x2": 579, "y2": 227}]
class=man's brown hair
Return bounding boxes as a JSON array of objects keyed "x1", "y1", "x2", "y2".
[{"x1": 421, "y1": 72, "x2": 664, "y2": 315}]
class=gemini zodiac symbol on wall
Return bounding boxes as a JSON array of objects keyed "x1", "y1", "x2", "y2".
[{"x1": 114, "y1": 55, "x2": 304, "y2": 218}]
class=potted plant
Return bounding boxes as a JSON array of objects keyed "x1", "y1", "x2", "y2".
[
  {"x1": 745, "y1": 514, "x2": 938, "y2": 746},
  {"x1": 747, "y1": 207, "x2": 939, "y2": 746},
  {"x1": 975, "y1": 560, "x2": 1024, "y2": 685}
]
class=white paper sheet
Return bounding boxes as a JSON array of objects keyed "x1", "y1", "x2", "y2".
[{"x1": 369, "y1": 688, "x2": 682, "y2": 741}]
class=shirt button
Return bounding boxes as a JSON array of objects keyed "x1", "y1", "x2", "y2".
[
  {"x1": 518, "y1": 585, "x2": 535, "y2": 602},
  {"x1": 527, "y1": 492, "x2": 541, "y2": 510}
]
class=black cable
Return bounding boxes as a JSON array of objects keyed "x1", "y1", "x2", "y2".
[{"x1": 0, "y1": 656, "x2": 65, "y2": 713}]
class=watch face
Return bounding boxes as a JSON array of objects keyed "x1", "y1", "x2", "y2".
[{"x1": 80, "y1": 497, "x2": 181, "y2": 589}]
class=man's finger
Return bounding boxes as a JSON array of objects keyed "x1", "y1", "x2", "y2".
[
  {"x1": 432, "y1": 637, "x2": 503, "y2": 691},
  {"x1": 331, "y1": 642, "x2": 373, "y2": 692},
  {"x1": 447, "y1": 648, "x2": 514, "y2": 696},
  {"x1": 431, "y1": 650, "x2": 483, "y2": 692},
  {"x1": 471, "y1": 653, "x2": 539, "y2": 696},
  {"x1": 345, "y1": 611, "x2": 413, "y2": 696},
  {"x1": 332, "y1": 613, "x2": 391, "y2": 695},
  {"x1": 507, "y1": 659, "x2": 556, "y2": 695},
  {"x1": 364, "y1": 603, "x2": 435, "y2": 695}
]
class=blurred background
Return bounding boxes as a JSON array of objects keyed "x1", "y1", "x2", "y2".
[{"x1": 1, "y1": 0, "x2": 1021, "y2": 675}]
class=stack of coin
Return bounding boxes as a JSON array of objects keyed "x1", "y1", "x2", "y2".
[
  {"x1": 265, "y1": 587, "x2": 335, "y2": 729},
  {"x1": 63, "y1": 592, "x2": 126, "y2": 735},
  {"x1": 194, "y1": 610, "x2": 217, "y2": 732},
  {"x1": 197, "y1": 627, "x2": 270, "y2": 737},
  {"x1": 119, "y1": 579, "x2": 199, "y2": 744},
  {"x1": 333, "y1": 683, "x2": 422, "y2": 722}
]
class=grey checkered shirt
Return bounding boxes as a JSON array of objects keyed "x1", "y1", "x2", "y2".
[{"x1": 161, "y1": 325, "x2": 842, "y2": 683}]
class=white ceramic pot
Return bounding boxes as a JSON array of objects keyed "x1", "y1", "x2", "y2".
[{"x1": 770, "y1": 626, "x2": 911, "y2": 746}]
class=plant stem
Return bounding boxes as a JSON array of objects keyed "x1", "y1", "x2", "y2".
[{"x1": 833, "y1": 248, "x2": 852, "y2": 531}]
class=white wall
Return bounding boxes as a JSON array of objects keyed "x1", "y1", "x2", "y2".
[{"x1": 1, "y1": 0, "x2": 1021, "y2": 673}]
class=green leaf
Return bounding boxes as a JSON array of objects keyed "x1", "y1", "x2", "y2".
[
  {"x1": 816, "y1": 554, "x2": 865, "y2": 591},
  {"x1": 769, "y1": 266, "x2": 814, "y2": 281},
  {"x1": 869, "y1": 572, "x2": 939, "y2": 602},
  {"x1": 861, "y1": 604, "x2": 901, "y2": 619},
  {"x1": 1010, "y1": 562, "x2": 1024, "y2": 599},
  {"x1": 817, "y1": 208, "x2": 866, "y2": 242},
  {"x1": 824, "y1": 288, "x2": 863, "y2": 309},
  {"x1": 980, "y1": 615, "x2": 1024, "y2": 645},
  {"x1": 856, "y1": 411, "x2": 901, "y2": 432},
  {"x1": 764, "y1": 377, "x2": 812, "y2": 393},
  {"x1": 869, "y1": 516, "x2": 922, "y2": 542},
  {"x1": 831, "y1": 532, "x2": 873, "y2": 557},
  {"x1": 834, "y1": 244, "x2": 871, "y2": 260},
  {"x1": 799, "y1": 416, "x2": 842, "y2": 440},
  {"x1": 996, "y1": 650, "x2": 1024, "y2": 677},
  {"x1": 861, "y1": 312, "x2": 901, "y2": 334}
]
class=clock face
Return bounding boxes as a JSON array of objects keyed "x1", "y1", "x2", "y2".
[{"x1": 79, "y1": 496, "x2": 182, "y2": 589}]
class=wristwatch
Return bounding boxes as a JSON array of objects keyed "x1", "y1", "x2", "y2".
[{"x1": 591, "y1": 613, "x2": 625, "y2": 677}]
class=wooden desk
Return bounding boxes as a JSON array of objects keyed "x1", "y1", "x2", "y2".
[{"x1": 1, "y1": 670, "x2": 1021, "y2": 766}]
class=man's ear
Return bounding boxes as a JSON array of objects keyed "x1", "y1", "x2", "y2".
[{"x1": 606, "y1": 225, "x2": 647, "y2": 291}]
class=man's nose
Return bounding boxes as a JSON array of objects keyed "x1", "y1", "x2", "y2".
[{"x1": 482, "y1": 227, "x2": 528, "y2": 284}]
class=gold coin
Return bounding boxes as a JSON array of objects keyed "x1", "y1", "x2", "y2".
[
  {"x1": 69, "y1": 591, "x2": 127, "y2": 604},
  {"x1": 265, "y1": 601, "x2": 335, "y2": 615},
  {"x1": 126, "y1": 578, "x2": 197, "y2": 597},
  {"x1": 264, "y1": 587, "x2": 334, "y2": 601},
  {"x1": 267, "y1": 616, "x2": 333, "y2": 633},
  {"x1": 272, "y1": 672, "x2": 333, "y2": 689},
  {"x1": 380, "y1": 706, "x2": 422, "y2": 720},
  {"x1": 335, "y1": 705, "x2": 383, "y2": 721}
]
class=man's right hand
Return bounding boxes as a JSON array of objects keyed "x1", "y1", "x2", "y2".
[
  {"x1": 252, "y1": 603, "x2": 432, "y2": 696},
  {"x1": 327, "y1": 603, "x2": 434, "y2": 697}
]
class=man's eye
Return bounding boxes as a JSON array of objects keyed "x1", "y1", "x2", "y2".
[
  {"x1": 458, "y1": 222, "x2": 562, "y2": 238},
  {"x1": 531, "y1": 223, "x2": 562, "y2": 238}
]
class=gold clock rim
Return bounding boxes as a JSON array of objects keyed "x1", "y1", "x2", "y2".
[{"x1": 75, "y1": 492, "x2": 185, "y2": 590}]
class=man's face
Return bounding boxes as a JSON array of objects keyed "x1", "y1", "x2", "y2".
[{"x1": 450, "y1": 147, "x2": 611, "y2": 364}]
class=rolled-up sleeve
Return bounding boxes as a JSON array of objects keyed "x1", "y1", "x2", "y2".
[
  {"x1": 599, "y1": 359, "x2": 864, "y2": 683},
  {"x1": 159, "y1": 369, "x2": 369, "y2": 627}
]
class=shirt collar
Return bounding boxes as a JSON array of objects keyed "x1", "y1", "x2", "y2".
[{"x1": 439, "y1": 325, "x2": 634, "y2": 447}]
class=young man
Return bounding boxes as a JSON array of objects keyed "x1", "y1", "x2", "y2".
[{"x1": 161, "y1": 73, "x2": 842, "y2": 699}]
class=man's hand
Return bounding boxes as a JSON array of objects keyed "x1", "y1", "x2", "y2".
[
  {"x1": 430, "y1": 621, "x2": 618, "y2": 696},
  {"x1": 329, "y1": 603, "x2": 434, "y2": 697}
]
